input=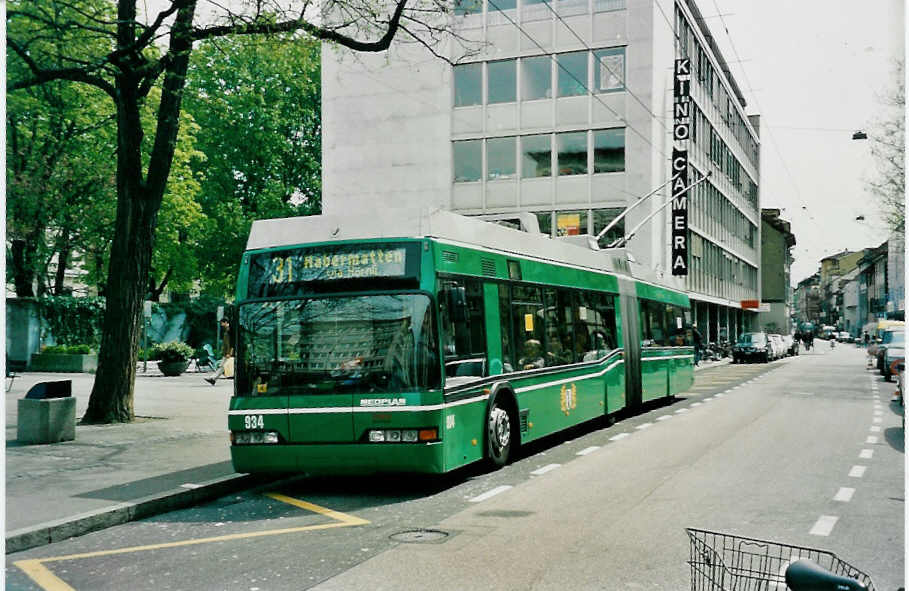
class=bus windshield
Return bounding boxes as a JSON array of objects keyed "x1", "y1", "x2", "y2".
[{"x1": 237, "y1": 294, "x2": 441, "y2": 396}]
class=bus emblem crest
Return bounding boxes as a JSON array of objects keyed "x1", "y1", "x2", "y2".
[{"x1": 560, "y1": 384, "x2": 577, "y2": 416}]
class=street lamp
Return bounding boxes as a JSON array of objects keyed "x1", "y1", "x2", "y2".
[{"x1": 852, "y1": 130, "x2": 868, "y2": 140}]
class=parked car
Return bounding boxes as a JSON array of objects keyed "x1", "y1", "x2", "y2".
[
  {"x1": 877, "y1": 328, "x2": 904, "y2": 373},
  {"x1": 768, "y1": 334, "x2": 786, "y2": 360},
  {"x1": 836, "y1": 331, "x2": 851, "y2": 343},
  {"x1": 782, "y1": 335, "x2": 799, "y2": 356},
  {"x1": 881, "y1": 331, "x2": 905, "y2": 381},
  {"x1": 733, "y1": 332, "x2": 771, "y2": 363}
]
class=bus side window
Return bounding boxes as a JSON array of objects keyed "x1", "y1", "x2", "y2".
[
  {"x1": 595, "y1": 293, "x2": 618, "y2": 352},
  {"x1": 498, "y1": 284, "x2": 514, "y2": 373},
  {"x1": 512, "y1": 285, "x2": 545, "y2": 370},
  {"x1": 439, "y1": 278, "x2": 488, "y2": 382},
  {"x1": 544, "y1": 288, "x2": 574, "y2": 366}
]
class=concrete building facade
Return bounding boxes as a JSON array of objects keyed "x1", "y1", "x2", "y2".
[
  {"x1": 756, "y1": 208, "x2": 795, "y2": 333},
  {"x1": 322, "y1": 0, "x2": 761, "y2": 342}
]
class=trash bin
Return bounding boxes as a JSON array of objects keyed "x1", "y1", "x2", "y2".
[{"x1": 18, "y1": 380, "x2": 76, "y2": 444}]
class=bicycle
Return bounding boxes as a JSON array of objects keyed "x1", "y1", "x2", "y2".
[{"x1": 687, "y1": 528, "x2": 875, "y2": 590}]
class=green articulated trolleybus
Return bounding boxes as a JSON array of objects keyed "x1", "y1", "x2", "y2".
[{"x1": 229, "y1": 208, "x2": 694, "y2": 474}]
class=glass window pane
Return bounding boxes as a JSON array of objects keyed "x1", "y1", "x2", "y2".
[
  {"x1": 453, "y1": 140, "x2": 482, "y2": 182},
  {"x1": 593, "y1": 128, "x2": 625, "y2": 173},
  {"x1": 522, "y1": 0, "x2": 549, "y2": 22},
  {"x1": 594, "y1": 48, "x2": 625, "y2": 92},
  {"x1": 521, "y1": 56, "x2": 552, "y2": 101},
  {"x1": 453, "y1": 63, "x2": 482, "y2": 107},
  {"x1": 487, "y1": 137, "x2": 516, "y2": 180},
  {"x1": 490, "y1": 0, "x2": 516, "y2": 10},
  {"x1": 557, "y1": 131, "x2": 587, "y2": 175},
  {"x1": 535, "y1": 211, "x2": 553, "y2": 236},
  {"x1": 557, "y1": 0, "x2": 587, "y2": 17},
  {"x1": 488, "y1": 60, "x2": 517, "y2": 104},
  {"x1": 593, "y1": 208, "x2": 624, "y2": 248},
  {"x1": 556, "y1": 210, "x2": 588, "y2": 236},
  {"x1": 557, "y1": 51, "x2": 588, "y2": 97},
  {"x1": 454, "y1": 0, "x2": 483, "y2": 15},
  {"x1": 521, "y1": 134, "x2": 551, "y2": 178}
]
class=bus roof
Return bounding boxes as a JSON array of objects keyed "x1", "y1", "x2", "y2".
[{"x1": 247, "y1": 208, "x2": 687, "y2": 291}]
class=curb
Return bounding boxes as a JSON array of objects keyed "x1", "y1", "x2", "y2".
[
  {"x1": 6, "y1": 473, "x2": 263, "y2": 554},
  {"x1": 694, "y1": 358, "x2": 732, "y2": 372}
]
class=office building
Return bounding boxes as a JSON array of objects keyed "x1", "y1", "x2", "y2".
[{"x1": 322, "y1": 0, "x2": 761, "y2": 341}]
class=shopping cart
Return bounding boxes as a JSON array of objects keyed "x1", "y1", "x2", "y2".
[{"x1": 686, "y1": 528, "x2": 875, "y2": 590}]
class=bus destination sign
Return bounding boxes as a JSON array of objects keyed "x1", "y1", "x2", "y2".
[{"x1": 247, "y1": 244, "x2": 415, "y2": 298}]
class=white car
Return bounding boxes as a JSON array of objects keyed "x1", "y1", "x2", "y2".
[{"x1": 767, "y1": 334, "x2": 786, "y2": 360}]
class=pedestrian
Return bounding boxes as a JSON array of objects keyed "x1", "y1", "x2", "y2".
[
  {"x1": 692, "y1": 325, "x2": 703, "y2": 366},
  {"x1": 205, "y1": 318, "x2": 234, "y2": 385},
  {"x1": 863, "y1": 331, "x2": 870, "y2": 348}
]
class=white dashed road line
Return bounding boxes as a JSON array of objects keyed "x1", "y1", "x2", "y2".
[
  {"x1": 834, "y1": 487, "x2": 855, "y2": 502},
  {"x1": 531, "y1": 464, "x2": 561, "y2": 476},
  {"x1": 656, "y1": 415, "x2": 673, "y2": 422},
  {"x1": 609, "y1": 433, "x2": 630, "y2": 442},
  {"x1": 469, "y1": 485, "x2": 513, "y2": 503},
  {"x1": 635, "y1": 422, "x2": 653, "y2": 430},
  {"x1": 810, "y1": 515, "x2": 839, "y2": 536},
  {"x1": 866, "y1": 436, "x2": 879, "y2": 444},
  {"x1": 577, "y1": 446, "x2": 599, "y2": 456},
  {"x1": 848, "y1": 465, "x2": 867, "y2": 478},
  {"x1": 860, "y1": 449, "x2": 874, "y2": 459},
  {"x1": 675, "y1": 408, "x2": 689, "y2": 414}
]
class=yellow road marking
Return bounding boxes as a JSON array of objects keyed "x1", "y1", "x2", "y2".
[
  {"x1": 13, "y1": 560, "x2": 75, "y2": 591},
  {"x1": 15, "y1": 495, "x2": 369, "y2": 590}
]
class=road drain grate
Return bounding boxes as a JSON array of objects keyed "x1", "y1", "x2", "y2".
[{"x1": 389, "y1": 529, "x2": 449, "y2": 543}]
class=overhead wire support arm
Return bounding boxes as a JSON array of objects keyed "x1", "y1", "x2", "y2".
[
  {"x1": 607, "y1": 171, "x2": 712, "y2": 248},
  {"x1": 595, "y1": 177, "x2": 675, "y2": 241}
]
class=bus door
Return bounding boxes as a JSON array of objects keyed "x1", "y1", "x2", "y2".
[{"x1": 617, "y1": 278, "x2": 642, "y2": 411}]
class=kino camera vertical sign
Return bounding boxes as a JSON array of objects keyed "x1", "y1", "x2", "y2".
[{"x1": 671, "y1": 58, "x2": 691, "y2": 276}]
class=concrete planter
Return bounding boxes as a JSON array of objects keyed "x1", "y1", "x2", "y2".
[
  {"x1": 157, "y1": 360, "x2": 190, "y2": 376},
  {"x1": 29, "y1": 353, "x2": 98, "y2": 373}
]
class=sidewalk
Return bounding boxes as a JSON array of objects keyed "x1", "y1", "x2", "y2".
[{"x1": 5, "y1": 369, "x2": 258, "y2": 553}]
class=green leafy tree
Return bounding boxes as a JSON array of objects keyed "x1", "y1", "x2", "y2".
[
  {"x1": 184, "y1": 35, "x2": 321, "y2": 297},
  {"x1": 8, "y1": 0, "x2": 457, "y2": 423}
]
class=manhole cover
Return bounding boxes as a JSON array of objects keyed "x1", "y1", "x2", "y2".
[{"x1": 389, "y1": 529, "x2": 449, "y2": 543}]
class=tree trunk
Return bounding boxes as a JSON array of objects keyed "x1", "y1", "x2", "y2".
[
  {"x1": 82, "y1": 0, "x2": 196, "y2": 424},
  {"x1": 10, "y1": 239, "x2": 36, "y2": 297},
  {"x1": 54, "y1": 228, "x2": 71, "y2": 295},
  {"x1": 82, "y1": 192, "x2": 158, "y2": 423}
]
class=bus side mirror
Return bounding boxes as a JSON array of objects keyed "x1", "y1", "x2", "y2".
[{"x1": 444, "y1": 287, "x2": 467, "y2": 323}]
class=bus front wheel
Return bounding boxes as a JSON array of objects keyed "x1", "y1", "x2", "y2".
[{"x1": 486, "y1": 401, "x2": 514, "y2": 468}]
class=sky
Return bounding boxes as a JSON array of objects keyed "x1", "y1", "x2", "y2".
[{"x1": 701, "y1": 0, "x2": 905, "y2": 284}]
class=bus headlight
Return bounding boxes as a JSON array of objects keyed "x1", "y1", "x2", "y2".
[
  {"x1": 367, "y1": 429, "x2": 435, "y2": 443},
  {"x1": 232, "y1": 431, "x2": 279, "y2": 445}
]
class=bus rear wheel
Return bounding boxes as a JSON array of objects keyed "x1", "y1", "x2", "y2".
[{"x1": 486, "y1": 402, "x2": 514, "y2": 468}]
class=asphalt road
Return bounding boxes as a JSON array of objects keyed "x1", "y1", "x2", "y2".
[{"x1": 7, "y1": 345, "x2": 904, "y2": 591}]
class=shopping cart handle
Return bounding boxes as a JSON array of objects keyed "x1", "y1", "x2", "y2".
[{"x1": 785, "y1": 559, "x2": 868, "y2": 591}]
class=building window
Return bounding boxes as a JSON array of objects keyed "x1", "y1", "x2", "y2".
[
  {"x1": 487, "y1": 60, "x2": 516, "y2": 104},
  {"x1": 535, "y1": 211, "x2": 553, "y2": 235},
  {"x1": 593, "y1": 128, "x2": 624, "y2": 173},
  {"x1": 594, "y1": 47, "x2": 625, "y2": 92},
  {"x1": 454, "y1": 0, "x2": 483, "y2": 16},
  {"x1": 557, "y1": 0, "x2": 587, "y2": 17},
  {"x1": 557, "y1": 131, "x2": 587, "y2": 175},
  {"x1": 490, "y1": 0, "x2": 516, "y2": 10},
  {"x1": 556, "y1": 210, "x2": 588, "y2": 236},
  {"x1": 453, "y1": 140, "x2": 482, "y2": 182},
  {"x1": 594, "y1": 0, "x2": 625, "y2": 13},
  {"x1": 487, "y1": 136, "x2": 516, "y2": 180},
  {"x1": 522, "y1": 0, "x2": 549, "y2": 22},
  {"x1": 593, "y1": 208, "x2": 624, "y2": 248},
  {"x1": 453, "y1": 63, "x2": 482, "y2": 107},
  {"x1": 521, "y1": 134, "x2": 552, "y2": 178},
  {"x1": 521, "y1": 56, "x2": 552, "y2": 101},
  {"x1": 557, "y1": 51, "x2": 588, "y2": 97}
]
